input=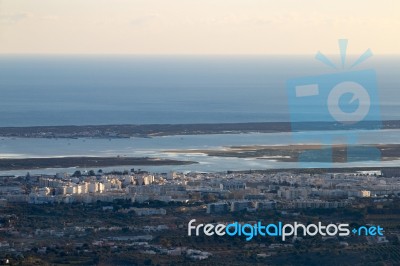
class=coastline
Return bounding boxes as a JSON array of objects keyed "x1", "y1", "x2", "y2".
[
  {"x1": 166, "y1": 144, "x2": 400, "y2": 162},
  {"x1": 0, "y1": 156, "x2": 197, "y2": 171},
  {"x1": 0, "y1": 120, "x2": 398, "y2": 139}
]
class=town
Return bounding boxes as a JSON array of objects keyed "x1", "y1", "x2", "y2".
[{"x1": 1, "y1": 168, "x2": 400, "y2": 265}]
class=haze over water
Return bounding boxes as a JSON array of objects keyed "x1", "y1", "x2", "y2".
[{"x1": 0, "y1": 55, "x2": 399, "y2": 127}]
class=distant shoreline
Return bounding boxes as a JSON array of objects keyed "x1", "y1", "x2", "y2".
[
  {"x1": 167, "y1": 144, "x2": 400, "y2": 162},
  {"x1": 0, "y1": 157, "x2": 197, "y2": 171},
  {"x1": 227, "y1": 166, "x2": 400, "y2": 175},
  {"x1": 0, "y1": 120, "x2": 398, "y2": 139}
]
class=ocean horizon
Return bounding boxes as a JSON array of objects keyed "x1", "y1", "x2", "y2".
[{"x1": 0, "y1": 55, "x2": 399, "y2": 127}]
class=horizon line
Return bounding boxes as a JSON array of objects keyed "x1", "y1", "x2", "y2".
[{"x1": 0, "y1": 53, "x2": 399, "y2": 57}]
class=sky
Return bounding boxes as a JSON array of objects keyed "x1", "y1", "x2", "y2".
[{"x1": 0, "y1": 0, "x2": 398, "y2": 55}]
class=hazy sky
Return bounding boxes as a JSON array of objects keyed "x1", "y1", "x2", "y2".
[{"x1": 0, "y1": 0, "x2": 398, "y2": 54}]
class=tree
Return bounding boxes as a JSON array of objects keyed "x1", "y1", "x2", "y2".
[{"x1": 72, "y1": 170, "x2": 81, "y2": 177}]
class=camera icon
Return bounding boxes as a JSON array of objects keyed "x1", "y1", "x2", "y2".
[
  {"x1": 287, "y1": 69, "x2": 381, "y2": 129},
  {"x1": 286, "y1": 52, "x2": 381, "y2": 166}
]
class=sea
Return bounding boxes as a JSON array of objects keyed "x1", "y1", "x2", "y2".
[{"x1": 0, "y1": 55, "x2": 399, "y2": 175}]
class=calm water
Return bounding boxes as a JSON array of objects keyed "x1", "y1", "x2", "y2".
[
  {"x1": 0, "y1": 55, "x2": 399, "y2": 126},
  {"x1": 1, "y1": 129, "x2": 400, "y2": 175},
  {"x1": 0, "y1": 56, "x2": 399, "y2": 174}
]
